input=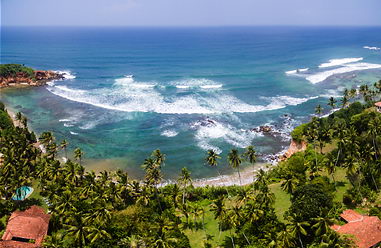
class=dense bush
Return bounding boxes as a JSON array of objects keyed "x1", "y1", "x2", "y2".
[
  {"x1": 0, "y1": 64, "x2": 34, "y2": 78},
  {"x1": 289, "y1": 183, "x2": 334, "y2": 222},
  {"x1": 0, "y1": 110, "x2": 14, "y2": 130}
]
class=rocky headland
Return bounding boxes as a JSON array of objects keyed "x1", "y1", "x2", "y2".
[{"x1": 0, "y1": 64, "x2": 64, "y2": 88}]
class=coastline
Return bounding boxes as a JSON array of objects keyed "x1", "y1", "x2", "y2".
[{"x1": 2, "y1": 99, "x2": 300, "y2": 187}]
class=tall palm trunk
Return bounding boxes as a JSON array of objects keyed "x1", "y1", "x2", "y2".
[
  {"x1": 335, "y1": 148, "x2": 341, "y2": 167},
  {"x1": 298, "y1": 233, "x2": 304, "y2": 248},
  {"x1": 230, "y1": 230, "x2": 235, "y2": 248},
  {"x1": 216, "y1": 169, "x2": 230, "y2": 197},
  {"x1": 237, "y1": 167, "x2": 242, "y2": 186}
]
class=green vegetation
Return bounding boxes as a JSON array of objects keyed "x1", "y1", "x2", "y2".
[
  {"x1": 1, "y1": 79, "x2": 381, "y2": 247},
  {"x1": 0, "y1": 64, "x2": 35, "y2": 79}
]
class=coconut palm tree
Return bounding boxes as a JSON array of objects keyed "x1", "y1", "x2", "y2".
[
  {"x1": 205, "y1": 149, "x2": 220, "y2": 167},
  {"x1": 312, "y1": 215, "x2": 334, "y2": 237},
  {"x1": 315, "y1": 104, "x2": 323, "y2": 117},
  {"x1": 74, "y1": 147, "x2": 84, "y2": 165},
  {"x1": 288, "y1": 214, "x2": 310, "y2": 248},
  {"x1": 228, "y1": 149, "x2": 242, "y2": 185},
  {"x1": 276, "y1": 229, "x2": 295, "y2": 248},
  {"x1": 327, "y1": 97, "x2": 337, "y2": 110},
  {"x1": 341, "y1": 96, "x2": 349, "y2": 108},
  {"x1": 178, "y1": 167, "x2": 192, "y2": 205},
  {"x1": 244, "y1": 145, "x2": 257, "y2": 187},
  {"x1": 61, "y1": 139, "x2": 68, "y2": 160},
  {"x1": 152, "y1": 149, "x2": 165, "y2": 166},
  {"x1": 281, "y1": 175, "x2": 299, "y2": 194}
]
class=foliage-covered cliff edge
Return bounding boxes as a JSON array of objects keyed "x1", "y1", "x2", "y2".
[{"x1": 0, "y1": 64, "x2": 63, "y2": 88}]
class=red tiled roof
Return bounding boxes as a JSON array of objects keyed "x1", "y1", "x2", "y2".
[
  {"x1": 375, "y1": 102, "x2": 381, "y2": 107},
  {"x1": 331, "y1": 210, "x2": 381, "y2": 248},
  {"x1": 1, "y1": 206, "x2": 50, "y2": 247},
  {"x1": 0, "y1": 240, "x2": 39, "y2": 248},
  {"x1": 341, "y1": 209, "x2": 364, "y2": 223}
]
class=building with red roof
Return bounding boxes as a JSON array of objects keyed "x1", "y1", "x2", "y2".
[
  {"x1": 0, "y1": 206, "x2": 50, "y2": 248},
  {"x1": 331, "y1": 209, "x2": 381, "y2": 248},
  {"x1": 375, "y1": 102, "x2": 381, "y2": 113}
]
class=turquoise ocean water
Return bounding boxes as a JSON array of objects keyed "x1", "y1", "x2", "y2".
[{"x1": 1, "y1": 26, "x2": 381, "y2": 179}]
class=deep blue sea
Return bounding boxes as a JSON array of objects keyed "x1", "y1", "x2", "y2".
[{"x1": 1, "y1": 26, "x2": 381, "y2": 179}]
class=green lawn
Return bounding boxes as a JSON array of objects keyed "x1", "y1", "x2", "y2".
[
  {"x1": 183, "y1": 199, "x2": 229, "y2": 248},
  {"x1": 29, "y1": 181, "x2": 48, "y2": 210},
  {"x1": 269, "y1": 182, "x2": 291, "y2": 222}
]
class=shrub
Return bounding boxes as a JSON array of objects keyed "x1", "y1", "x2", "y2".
[
  {"x1": 0, "y1": 110, "x2": 14, "y2": 130},
  {"x1": 0, "y1": 64, "x2": 34, "y2": 79}
]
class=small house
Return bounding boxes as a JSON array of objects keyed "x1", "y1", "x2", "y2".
[
  {"x1": 0, "y1": 206, "x2": 50, "y2": 248},
  {"x1": 331, "y1": 209, "x2": 381, "y2": 248}
]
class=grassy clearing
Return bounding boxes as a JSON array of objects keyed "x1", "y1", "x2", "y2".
[
  {"x1": 29, "y1": 181, "x2": 48, "y2": 210},
  {"x1": 269, "y1": 182, "x2": 291, "y2": 222},
  {"x1": 184, "y1": 199, "x2": 229, "y2": 248}
]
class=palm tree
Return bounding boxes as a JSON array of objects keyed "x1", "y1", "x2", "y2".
[
  {"x1": 359, "y1": 84, "x2": 369, "y2": 99},
  {"x1": 178, "y1": 167, "x2": 192, "y2": 205},
  {"x1": 341, "y1": 96, "x2": 349, "y2": 108},
  {"x1": 152, "y1": 149, "x2": 165, "y2": 166},
  {"x1": 21, "y1": 116, "x2": 28, "y2": 128},
  {"x1": 15, "y1": 111, "x2": 22, "y2": 123},
  {"x1": 61, "y1": 139, "x2": 68, "y2": 160},
  {"x1": 281, "y1": 175, "x2": 299, "y2": 194},
  {"x1": 315, "y1": 104, "x2": 323, "y2": 117},
  {"x1": 205, "y1": 150, "x2": 230, "y2": 196},
  {"x1": 243, "y1": 145, "x2": 257, "y2": 182},
  {"x1": 39, "y1": 131, "x2": 54, "y2": 147},
  {"x1": 87, "y1": 224, "x2": 111, "y2": 244},
  {"x1": 374, "y1": 80, "x2": 381, "y2": 93},
  {"x1": 288, "y1": 215, "x2": 310, "y2": 248},
  {"x1": 349, "y1": 88, "x2": 357, "y2": 99},
  {"x1": 367, "y1": 118, "x2": 380, "y2": 160},
  {"x1": 276, "y1": 229, "x2": 295, "y2": 248},
  {"x1": 312, "y1": 216, "x2": 334, "y2": 237},
  {"x1": 74, "y1": 147, "x2": 84, "y2": 165},
  {"x1": 228, "y1": 149, "x2": 242, "y2": 185},
  {"x1": 324, "y1": 156, "x2": 336, "y2": 186},
  {"x1": 205, "y1": 149, "x2": 220, "y2": 167},
  {"x1": 327, "y1": 97, "x2": 337, "y2": 110},
  {"x1": 64, "y1": 214, "x2": 90, "y2": 248}
]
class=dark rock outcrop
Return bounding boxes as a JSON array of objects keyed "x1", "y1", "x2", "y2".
[{"x1": 0, "y1": 70, "x2": 64, "y2": 88}]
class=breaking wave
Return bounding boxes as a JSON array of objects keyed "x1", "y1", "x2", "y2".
[
  {"x1": 306, "y1": 62, "x2": 381, "y2": 84},
  {"x1": 47, "y1": 76, "x2": 316, "y2": 114},
  {"x1": 285, "y1": 68, "x2": 309, "y2": 75},
  {"x1": 364, "y1": 46, "x2": 381, "y2": 51},
  {"x1": 318, "y1": 58, "x2": 363, "y2": 68},
  {"x1": 161, "y1": 130, "x2": 179, "y2": 137},
  {"x1": 192, "y1": 119, "x2": 259, "y2": 154}
]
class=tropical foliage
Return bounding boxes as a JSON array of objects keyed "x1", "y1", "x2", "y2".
[{"x1": 1, "y1": 80, "x2": 381, "y2": 247}]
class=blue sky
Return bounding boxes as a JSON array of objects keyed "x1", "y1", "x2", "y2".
[{"x1": 2, "y1": 0, "x2": 381, "y2": 26}]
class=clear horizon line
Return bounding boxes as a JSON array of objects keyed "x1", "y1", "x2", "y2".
[{"x1": 2, "y1": 24, "x2": 381, "y2": 28}]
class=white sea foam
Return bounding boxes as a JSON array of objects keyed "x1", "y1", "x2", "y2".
[
  {"x1": 200, "y1": 84, "x2": 223, "y2": 89},
  {"x1": 47, "y1": 76, "x2": 315, "y2": 114},
  {"x1": 193, "y1": 120, "x2": 257, "y2": 153},
  {"x1": 364, "y1": 46, "x2": 381, "y2": 51},
  {"x1": 285, "y1": 68, "x2": 309, "y2": 75},
  {"x1": 173, "y1": 78, "x2": 222, "y2": 90},
  {"x1": 161, "y1": 130, "x2": 179, "y2": 137},
  {"x1": 176, "y1": 85, "x2": 191, "y2": 89},
  {"x1": 46, "y1": 81, "x2": 55, "y2": 86},
  {"x1": 54, "y1": 85, "x2": 86, "y2": 93},
  {"x1": 264, "y1": 96, "x2": 318, "y2": 107},
  {"x1": 55, "y1": 70, "x2": 76, "y2": 80},
  {"x1": 306, "y1": 62, "x2": 381, "y2": 84},
  {"x1": 318, "y1": 58, "x2": 363, "y2": 68},
  {"x1": 59, "y1": 118, "x2": 72, "y2": 122},
  {"x1": 70, "y1": 131, "x2": 79, "y2": 135},
  {"x1": 64, "y1": 123, "x2": 74, "y2": 127}
]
